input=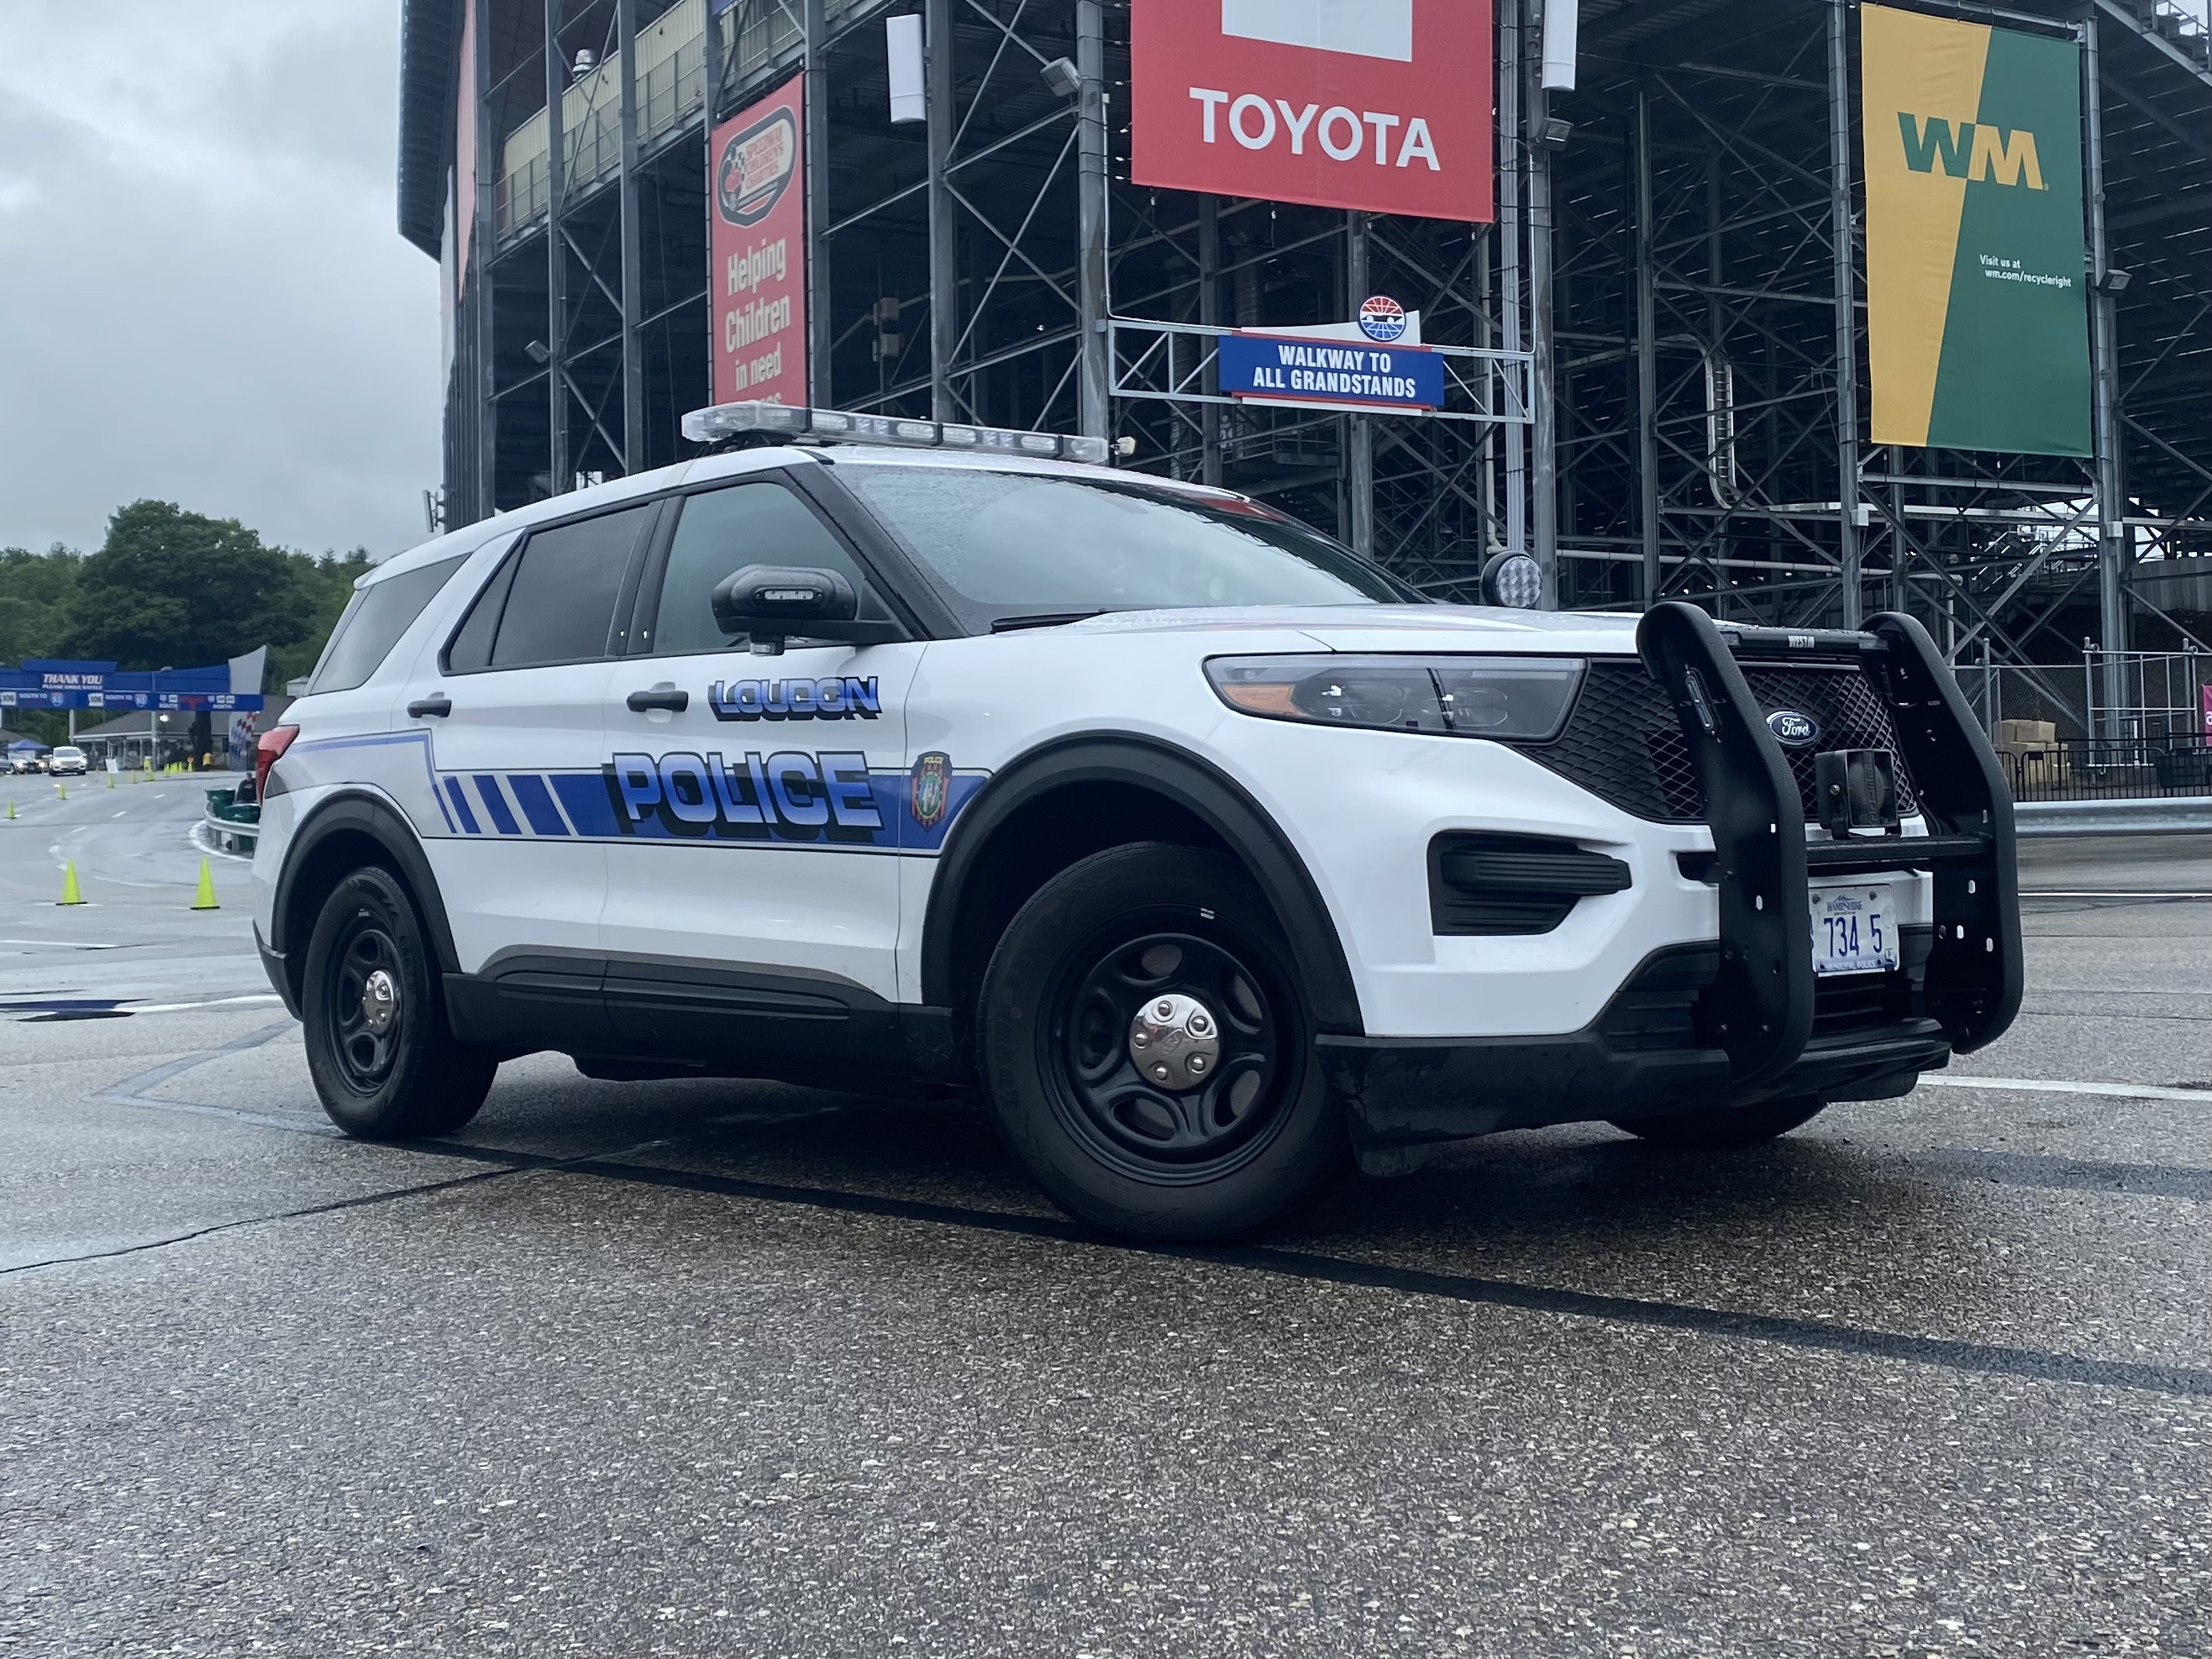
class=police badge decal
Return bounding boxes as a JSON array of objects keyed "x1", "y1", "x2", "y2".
[{"x1": 908, "y1": 750, "x2": 952, "y2": 831}]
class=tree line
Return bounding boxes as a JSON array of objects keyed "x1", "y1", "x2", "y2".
[{"x1": 1, "y1": 501, "x2": 370, "y2": 741}]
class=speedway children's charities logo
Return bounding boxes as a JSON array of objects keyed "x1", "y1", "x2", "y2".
[
  {"x1": 1131, "y1": 0, "x2": 1493, "y2": 222},
  {"x1": 1358, "y1": 295, "x2": 1407, "y2": 342},
  {"x1": 716, "y1": 107, "x2": 797, "y2": 226}
]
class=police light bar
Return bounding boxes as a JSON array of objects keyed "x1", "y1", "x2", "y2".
[{"x1": 681, "y1": 400, "x2": 1113, "y2": 466}]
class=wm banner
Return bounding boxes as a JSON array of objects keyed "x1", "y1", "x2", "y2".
[{"x1": 1862, "y1": 5, "x2": 2090, "y2": 456}]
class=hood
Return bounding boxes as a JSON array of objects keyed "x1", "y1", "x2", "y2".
[{"x1": 1061, "y1": 604, "x2": 1644, "y2": 656}]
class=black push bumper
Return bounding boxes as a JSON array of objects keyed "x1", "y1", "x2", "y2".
[{"x1": 1330, "y1": 605, "x2": 2021, "y2": 1152}]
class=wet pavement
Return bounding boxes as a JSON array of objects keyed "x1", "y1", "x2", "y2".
[{"x1": 2, "y1": 780, "x2": 2204, "y2": 1657}]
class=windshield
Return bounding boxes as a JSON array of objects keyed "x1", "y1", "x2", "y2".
[{"x1": 838, "y1": 465, "x2": 1419, "y2": 631}]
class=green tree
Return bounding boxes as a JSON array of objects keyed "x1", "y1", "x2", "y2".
[
  {"x1": 5, "y1": 504, "x2": 373, "y2": 711},
  {"x1": 0, "y1": 544, "x2": 83, "y2": 664},
  {"x1": 57, "y1": 501, "x2": 374, "y2": 690},
  {"x1": 67, "y1": 501, "x2": 309, "y2": 671}
]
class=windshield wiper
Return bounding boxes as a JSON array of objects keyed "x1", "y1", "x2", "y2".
[{"x1": 989, "y1": 611, "x2": 1110, "y2": 633}]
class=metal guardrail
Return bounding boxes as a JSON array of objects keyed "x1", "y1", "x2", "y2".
[
  {"x1": 202, "y1": 786, "x2": 259, "y2": 856},
  {"x1": 2014, "y1": 796, "x2": 2212, "y2": 837},
  {"x1": 1996, "y1": 736, "x2": 2212, "y2": 802}
]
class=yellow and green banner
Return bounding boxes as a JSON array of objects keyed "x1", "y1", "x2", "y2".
[{"x1": 1862, "y1": 4, "x2": 2090, "y2": 456}]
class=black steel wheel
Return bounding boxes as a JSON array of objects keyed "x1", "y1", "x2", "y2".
[
  {"x1": 302, "y1": 866, "x2": 497, "y2": 1139},
  {"x1": 326, "y1": 912, "x2": 406, "y2": 1093},
  {"x1": 979, "y1": 843, "x2": 1346, "y2": 1239},
  {"x1": 1047, "y1": 927, "x2": 1292, "y2": 1182}
]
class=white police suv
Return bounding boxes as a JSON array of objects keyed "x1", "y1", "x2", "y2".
[{"x1": 252, "y1": 401, "x2": 2020, "y2": 1240}]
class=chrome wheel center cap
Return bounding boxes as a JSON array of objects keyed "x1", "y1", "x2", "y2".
[
  {"x1": 1128, "y1": 993, "x2": 1221, "y2": 1091},
  {"x1": 360, "y1": 969, "x2": 399, "y2": 1035}
]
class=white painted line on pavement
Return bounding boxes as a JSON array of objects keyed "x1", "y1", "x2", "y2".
[
  {"x1": 2023, "y1": 890, "x2": 2212, "y2": 900},
  {"x1": 1920, "y1": 1074, "x2": 2212, "y2": 1103},
  {"x1": 124, "y1": 994, "x2": 286, "y2": 1016}
]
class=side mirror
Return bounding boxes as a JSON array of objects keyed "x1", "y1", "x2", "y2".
[{"x1": 708, "y1": 564, "x2": 905, "y2": 655}]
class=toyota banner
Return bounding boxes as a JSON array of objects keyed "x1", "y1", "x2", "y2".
[{"x1": 1131, "y1": 0, "x2": 1495, "y2": 223}]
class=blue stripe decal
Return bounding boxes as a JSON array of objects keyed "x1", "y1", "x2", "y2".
[
  {"x1": 550, "y1": 771, "x2": 621, "y2": 837},
  {"x1": 507, "y1": 772, "x2": 569, "y2": 837},
  {"x1": 444, "y1": 777, "x2": 481, "y2": 834},
  {"x1": 473, "y1": 774, "x2": 522, "y2": 836}
]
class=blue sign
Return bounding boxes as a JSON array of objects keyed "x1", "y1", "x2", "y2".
[
  {"x1": 0, "y1": 658, "x2": 263, "y2": 713},
  {"x1": 1218, "y1": 332, "x2": 1443, "y2": 412}
]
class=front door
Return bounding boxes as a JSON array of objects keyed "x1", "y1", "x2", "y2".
[{"x1": 595, "y1": 475, "x2": 920, "y2": 1063}]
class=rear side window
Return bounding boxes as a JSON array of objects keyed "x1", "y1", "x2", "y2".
[
  {"x1": 649, "y1": 481, "x2": 868, "y2": 655},
  {"x1": 310, "y1": 555, "x2": 468, "y2": 693},
  {"x1": 446, "y1": 505, "x2": 652, "y2": 673}
]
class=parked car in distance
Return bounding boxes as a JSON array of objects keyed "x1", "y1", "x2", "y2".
[{"x1": 4, "y1": 751, "x2": 44, "y2": 774}]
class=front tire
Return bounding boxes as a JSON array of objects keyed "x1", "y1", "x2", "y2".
[
  {"x1": 302, "y1": 867, "x2": 497, "y2": 1139},
  {"x1": 976, "y1": 843, "x2": 1346, "y2": 1240},
  {"x1": 1610, "y1": 1095, "x2": 1826, "y2": 1150}
]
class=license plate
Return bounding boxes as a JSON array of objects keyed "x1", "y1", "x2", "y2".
[{"x1": 1811, "y1": 884, "x2": 1898, "y2": 977}]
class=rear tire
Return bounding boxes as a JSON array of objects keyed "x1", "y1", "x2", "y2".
[
  {"x1": 976, "y1": 843, "x2": 1346, "y2": 1241},
  {"x1": 1610, "y1": 1095, "x2": 1826, "y2": 1150},
  {"x1": 302, "y1": 867, "x2": 497, "y2": 1139}
]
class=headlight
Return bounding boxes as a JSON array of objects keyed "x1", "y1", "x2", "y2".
[{"x1": 1206, "y1": 655, "x2": 1584, "y2": 742}]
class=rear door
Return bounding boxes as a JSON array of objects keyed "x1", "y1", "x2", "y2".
[
  {"x1": 413, "y1": 501, "x2": 657, "y2": 979},
  {"x1": 594, "y1": 473, "x2": 921, "y2": 1058}
]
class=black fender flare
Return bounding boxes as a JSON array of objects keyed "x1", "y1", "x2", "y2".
[
  {"x1": 269, "y1": 791, "x2": 463, "y2": 981},
  {"x1": 919, "y1": 735, "x2": 1364, "y2": 1035}
]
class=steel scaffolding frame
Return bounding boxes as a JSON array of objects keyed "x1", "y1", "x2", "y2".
[{"x1": 423, "y1": 0, "x2": 2209, "y2": 711}]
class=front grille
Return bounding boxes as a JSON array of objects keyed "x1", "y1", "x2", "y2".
[
  {"x1": 1739, "y1": 664, "x2": 1920, "y2": 822},
  {"x1": 1524, "y1": 659, "x2": 1919, "y2": 824}
]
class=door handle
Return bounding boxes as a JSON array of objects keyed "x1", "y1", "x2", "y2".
[
  {"x1": 626, "y1": 684, "x2": 689, "y2": 714},
  {"x1": 407, "y1": 696, "x2": 453, "y2": 718}
]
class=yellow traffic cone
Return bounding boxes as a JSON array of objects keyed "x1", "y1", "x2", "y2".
[
  {"x1": 55, "y1": 782, "x2": 66, "y2": 801},
  {"x1": 4, "y1": 799, "x2": 14, "y2": 820},
  {"x1": 107, "y1": 771, "x2": 116, "y2": 789},
  {"x1": 191, "y1": 857, "x2": 220, "y2": 911},
  {"x1": 57, "y1": 860, "x2": 84, "y2": 906}
]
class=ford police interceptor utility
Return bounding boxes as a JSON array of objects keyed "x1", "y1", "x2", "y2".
[{"x1": 252, "y1": 401, "x2": 2021, "y2": 1240}]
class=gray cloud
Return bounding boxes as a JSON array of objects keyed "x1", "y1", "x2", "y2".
[{"x1": 0, "y1": 1, "x2": 442, "y2": 561}]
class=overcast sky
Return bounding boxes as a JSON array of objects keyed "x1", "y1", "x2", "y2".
[{"x1": 0, "y1": 1, "x2": 440, "y2": 563}]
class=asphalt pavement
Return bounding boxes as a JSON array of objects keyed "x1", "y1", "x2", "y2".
[{"x1": 2, "y1": 774, "x2": 2205, "y2": 1657}]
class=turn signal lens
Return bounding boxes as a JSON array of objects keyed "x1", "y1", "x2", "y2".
[{"x1": 1206, "y1": 655, "x2": 1584, "y2": 742}]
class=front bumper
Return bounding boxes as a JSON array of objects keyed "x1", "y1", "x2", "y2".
[
  {"x1": 1322, "y1": 937, "x2": 1952, "y2": 1149},
  {"x1": 1329, "y1": 606, "x2": 2020, "y2": 1152}
]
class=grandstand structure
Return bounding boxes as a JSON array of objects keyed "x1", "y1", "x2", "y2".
[{"x1": 397, "y1": 0, "x2": 2210, "y2": 732}]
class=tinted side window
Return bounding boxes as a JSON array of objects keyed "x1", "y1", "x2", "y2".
[
  {"x1": 311, "y1": 555, "x2": 468, "y2": 693},
  {"x1": 444, "y1": 546, "x2": 518, "y2": 675},
  {"x1": 488, "y1": 505, "x2": 653, "y2": 669},
  {"x1": 649, "y1": 482, "x2": 869, "y2": 656}
]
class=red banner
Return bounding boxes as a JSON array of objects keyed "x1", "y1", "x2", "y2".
[
  {"x1": 711, "y1": 81, "x2": 807, "y2": 406},
  {"x1": 1131, "y1": 0, "x2": 1493, "y2": 223}
]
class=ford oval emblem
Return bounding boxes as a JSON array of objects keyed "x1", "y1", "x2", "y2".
[{"x1": 1766, "y1": 709, "x2": 1820, "y2": 748}]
